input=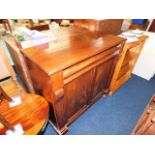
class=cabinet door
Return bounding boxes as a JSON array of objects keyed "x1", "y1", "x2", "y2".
[
  {"x1": 63, "y1": 69, "x2": 93, "y2": 120},
  {"x1": 91, "y1": 53, "x2": 119, "y2": 101}
]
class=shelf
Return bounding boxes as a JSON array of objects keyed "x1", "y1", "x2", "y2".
[
  {"x1": 118, "y1": 63, "x2": 133, "y2": 80},
  {"x1": 122, "y1": 48, "x2": 138, "y2": 67}
]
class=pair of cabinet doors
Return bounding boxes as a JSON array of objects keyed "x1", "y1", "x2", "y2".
[{"x1": 62, "y1": 47, "x2": 119, "y2": 121}]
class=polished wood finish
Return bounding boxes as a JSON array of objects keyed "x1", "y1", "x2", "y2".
[
  {"x1": 149, "y1": 19, "x2": 155, "y2": 32},
  {"x1": 0, "y1": 85, "x2": 14, "y2": 130},
  {"x1": 0, "y1": 79, "x2": 49, "y2": 135},
  {"x1": 28, "y1": 24, "x2": 49, "y2": 31},
  {"x1": 0, "y1": 78, "x2": 25, "y2": 98},
  {"x1": 21, "y1": 27, "x2": 125, "y2": 134},
  {"x1": 74, "y1": 19, "x2": 123, "y2": 36},
  {"x1": 132, "y1": 94, "x2": 155, "y2": 135},
  {"x1": 0, "y1": 86, "x2": 12, "y2": 102},
  {"x1": 0, "y1": 41, "x2": 16, "y2": 80},
  {"x1": 109, "y1": 35, "x2": 148, "y2": 95},
  {"x1": 0, "y1": 113, "x2": 15, "y2": 131}
]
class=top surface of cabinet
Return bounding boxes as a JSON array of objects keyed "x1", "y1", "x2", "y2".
[{"x1": 22, "y1": 26, "x2": 125, "y2": 75}]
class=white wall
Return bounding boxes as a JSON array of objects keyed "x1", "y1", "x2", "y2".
[{"x1": 132, "y1": 31, "x2": 155, "y2": 80}]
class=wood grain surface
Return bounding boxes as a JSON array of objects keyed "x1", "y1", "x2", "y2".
[{"x1": 0, "y1": 79, "x2": 49, "y2": 135}]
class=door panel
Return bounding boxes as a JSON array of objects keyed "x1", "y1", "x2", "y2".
[
  {"x1": 92, "y1": 58, "x2": 115, "y2": 100},
  {"x1": 64, "y1": 70, "x2": 93, "y2": 119}
]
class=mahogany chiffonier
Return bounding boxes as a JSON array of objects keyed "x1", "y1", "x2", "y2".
[
  {"x1": 21, "y1": 29, "x2": 125, "y2": 134},
  {"x1": 109, "y1": 35, "x2": 148, "y2": 95}
]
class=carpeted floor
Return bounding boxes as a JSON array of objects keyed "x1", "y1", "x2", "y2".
[{"x1": 42, "y1": 74, "x2": 155, "y2": 135}]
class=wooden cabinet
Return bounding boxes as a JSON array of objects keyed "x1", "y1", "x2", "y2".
[
  {"x1": 28, "y1": 24, "x2": 49, "y2": 31},
  {"x1": 74, "y1": 19, "x2": 123, "y2": 36},
  {"x1": 21, "y1": 29, "x2": 125, "y2": 134},
  {"x1": 109, "y1": 35, "x2": 148, "y2": 94},
  {"x1": 149, "y1": 19, "x2": 155, "y2": 32}
]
